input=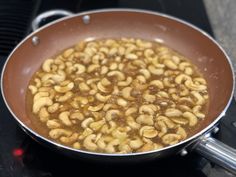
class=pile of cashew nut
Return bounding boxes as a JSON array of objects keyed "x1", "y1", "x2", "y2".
[{"x1": 28, "y1": 38, "x2": 209, "y2": 153}]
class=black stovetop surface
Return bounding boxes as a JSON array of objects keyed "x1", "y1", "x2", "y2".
[{"x1": 1, "y1": 0, "x2": 236, "y2": 177}]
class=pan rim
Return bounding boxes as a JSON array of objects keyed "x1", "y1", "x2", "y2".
[{"x1": 1, "y1": 8, "x2": 235, "y2": 157}]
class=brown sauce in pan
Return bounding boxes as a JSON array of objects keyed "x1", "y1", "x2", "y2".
[{"x1": 26, "y1": 38, "x2": 209, "y2": 153}]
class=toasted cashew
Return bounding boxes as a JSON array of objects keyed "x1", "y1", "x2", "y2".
[
  {"x1": 170, "y1": 117, "x2": 189, "y2": 125},
  {"x1": 73, "y1": 142, "x2": 81, "y2": 149},
  {"x1": 118, "y1": 77, "x2": 132, "y2": 86},
  {"x1": 33, "y1": 92, "x2": 49, "y2": 102},
  {"x1": 47, "y1": 119, "x2": 61, "y2": 129},
  {"x1": 107, "y1": 71, "x2": 125, "y2": 81},
  {"x1": 117, "y1": 98, "x2": 128, "y2": 107},
  {"x1": 83, "y1": 134, "x2": 98, "y2": 151},
  {"x1": 136, "y1": 115, "x2": 154, "y2": 125},
  {"x1": 90, "y1": 119, "x2": 106, "y2": 131},
  {"x1": 49, "y1": 129, "x2": 72, "y2": 139},
  {"x1": 105, "y1": 139, "x2": 120, "y2": 153},
  {"x1": 165, "y1": 108, "x2": 182, "y2": 117},
  {"x1": 33, "y1": 97, "x2": 53, "y2": 114},
  {"x1": 88, "y1": 103, "x2": 104, "y2": 112},
  {"x1": 185, "y1": 80, "x2": 207, "y2": 91},
  {"x1": 155, "y1": 121, "x2": 167, "y2": 137},
  {"x1": 28, "y1": 85, "x2": 37, "y2": 95},
  {"x1": 148, "y1": 65, "x2": 164, "y2": 75},
  {"x1": 95, "y1": 93, "x2": 111, "y2": 102},
  {"x1": 125, "y1": 53, "x2": 138, "y2": 60},
  {"x1": 176, "y1": 126, "x2": 187, "y2": 139},
  {"x1": 112, "y1": 129, "x2": 128, "y2": 140},
  {"x1": 121, "y1": 87, "x2": 135, "y2": 100},
  {"x1": 156, "y1": 116, "x2": 175, "y2": 128},
  {"x1": 126, "y1": 116, "x2": 141, "y2": 129},
  {"x1": 39, "y1": 107, "x2": 49, "y2": 122},
  {"x1": 129, "y1": 138, "x2": 143, "y2": 149},
  {"x1": 97, "y1": 82, "x2": 110, "y2": 93},
  {"x1": 192, "y1": 105, "x2": 205, "y2": 119},
  {"x1": 79, "y1": 82, "x2": 90, "y2": 92},
  {"x1": 125, "y1": 107, "x2": 138, "y2": 116},
  {"x1": 78, "y1": 128, "x2": 93, "y2": 140},
  {"x1": 81, "y1": 118, "x2": 94, "y2": 129},
  {"x1": 137, "y1": 143, "x2": 163, "y2": 152},
  {"x1": 191, "y1": 91, "x2": 205, "y2": 105},
  {"x1": 140, "y1": 126, "x2": 158, "y2": 138},
  {"x1": 139, "y1": 105, "x2": 157, "y2": 115},
  {"x1": 183, "y1": 111, "x2": 198, "y2": 126},
  {"x1": 101, "y1": 121, "x2": 117, "y2": 134},
  {"x1": 60, "y1": 133, "x2": 78, "y2": 144},
  {"x1": 56, "y1": 91, "x2": 73, "y2": 102},
  {"x1": 163, "y1": 78, "x2": 175, "y2": 88},
  {"x1": 139, "y1": 69, "x2": 151, "y2": 79},
  {"x1": 42, "y1": 59, "x2": 54, "y2": 72},
  {"x1": 54, "y1": 82, "x2": 74, "y2": 93},
  {"x1": 149, "y1": 80, "x2": 164, "y2": 89},
  {"x1": 163, "y1": 59, "x2": 178, "y2": 70},
  {"x1": 47, "y1": 103, "x2": 59, "y2": 113},
  {"x1": 100, "y1": 66, "x2": 109, "y2": 75},
  {"x1": 87, "y1": 64, "x2": 100, "y2": 73},
  {"x1": 175, "y1": 74, "x2": 191, "y2": 84},
  {"x1": 143, "y1": 91, "x2": 156, "y2": 103},
  {"x1": 59, "y1": 111, "x2": 72, "y2": 126},
  {"x1": 105, "y1": 109, "x2": 121, "y2": 121},
  {"x1": 179, "y1": 62, "x2": 191, "y2": 70},
  {"x1": 70, "y1": 112, "x2": 85, "y2": 121},
  {"x1": 101, "y1": 78, "x2": 111, "y2": 86},
  {"x1": 162, "y1": 134, "x2": 181, "y2": 145}
]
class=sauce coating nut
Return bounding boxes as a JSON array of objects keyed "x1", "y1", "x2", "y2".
[{"x1": 140, "y1": 126, "x2": 158, "y2": 138}]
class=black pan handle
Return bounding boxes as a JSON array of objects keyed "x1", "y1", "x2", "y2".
[
  {"x1": 194, "y1": 134, "x2": 236, "y2": 174},
  {"x1": 31, "y1": 9, "x2": 73, "y2": 31}
]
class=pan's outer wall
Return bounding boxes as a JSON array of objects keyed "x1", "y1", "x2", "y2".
[{"x1": 2, "y1": 10, "x2": 234, "y2": 157}]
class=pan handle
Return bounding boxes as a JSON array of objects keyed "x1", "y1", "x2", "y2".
[
  {"x1": 194, "y1": 135, "x2": 236, "y2": 174},
  {"x1": 32, "y1": 10, "x2": 73, "y2": 31}
]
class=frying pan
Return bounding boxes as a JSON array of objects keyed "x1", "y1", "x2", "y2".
[{"x1": 1, "y1": 9, "x2": 236, "y2": 173}]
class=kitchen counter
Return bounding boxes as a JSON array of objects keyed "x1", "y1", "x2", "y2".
[{"x1": 204, "y1": 0, "x2": 236, "y2": 70}]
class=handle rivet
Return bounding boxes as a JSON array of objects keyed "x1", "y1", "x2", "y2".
[
  {"x1": 32, "y1": 36, "x2": 40, "y2": 46},
  {"x1": 180, "y1": 149, "x2": 188, "y2": 156},
  {"x1": 213, "y1": 127, "x2": 219, "y2": 134},
  {"x1": 82, "y1": 15, "x2": 90, "y2": 24}
]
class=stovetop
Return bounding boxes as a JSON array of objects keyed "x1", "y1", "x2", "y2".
[{"x1": 0, "y1": 0, "x2": 236, "y2": 177}]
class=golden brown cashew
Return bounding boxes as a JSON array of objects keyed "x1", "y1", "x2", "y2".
[
  {"x1": 60, "y1": 133, "x2": 78, "y2": 144},
  {"x1": 54, "y1": 82, "x2": 74, "y2": 93},
  {"x1": 88, "y1": 103, "x2": 104, "y2": 112},
  {"x1": 163, "y1": 78, "x2": 175, "y2": 88},
  {"x1": 179, "y1": 62, "x2": 190, "y2": 71},
  {"x1": 101, "y1": 121, "x2": 117, "y2": 134},
  {"x1": 47, "y1": 103, "x2": 60, "y2": 113},
  {"x1": 105, "y1": 139, "x2": 120, "y2": 153},
  {"x1": 34, "y1": 78, "x2": 42, "y2": 88},
  {"x1": 107, "y1": 70, "x2": 125, "y2": 80},
  {"x1": 118, "y1": 77, "x2": 133, "y2": 86},
  {"x1": 39, "y1": 107, "x2": 49, "y2": 122},
  {"x1": 87, "y1": 64, "x2": 100, "y2": 73},
  {"x1": 78, "y1": 128, "x2": 93, "y2": 140},
  {"x1": 183, "y1": 111, "x2": 198, "y2": 126},
  {"x1": 162, "y1": 134, "x2": 181, "y2": 145},
  {"x1": 175, "y1": 74, "x2": 191, "y2": 84},
  {"x1": 137, "y1": 143, "x2": 163, "y2": 152},
  {"x1": 176, "y1": 126, "x2": 187, "y2": 139},
  {"x1": 101, "y1": 78, "x2": 111, "y2": 86},
  {"x1": 105, "y1": 109, "x2": 121, "y2": 121},
  {"x1": 140, "y1": 126, "x2": 158, "y2": 138},
  {"x1": 83, "y1": 134, "x2": 98, "y2": 151},
  {"x1": 125, "y1": 107, "x2": 138, "y2": 116},
  {"x1": 121, "y1": 87, "x2": 135, "y2": 100},
  {"x1": 59, "y1": 111, "x2": 72, "y2": 126},
  {"x1": 103, "y1": 104, "x2": 118, "y2": 111},
  {"x1": 155, "y1": 121, "x2": 167, "y2": 137},
  {"x1": 95, "y1": 93, "x2": 111, "y2": 102},
  {"x1": 192, "y1": 105, "x2": 205, "y2": 119},
  {"x1": 90, "y1": 119, "x2": 106, "y2": 131},
  {"x1": 136, "y1": 115, "x2": 154, "y2": 125},
  {"x1": 63, "y1": 48, "x2": 74, "y2": 58},
  {"x1": 156, "y1": 116, "x2": 175, "y2": 128},
  {"x1": 139, "y1": 105, "x2": 157, "y2": 115},
  {"x1": 73, "y1": 142, "x2": 81, "y2": 149},
  {"x1": 148, "y1": 65, "x2": 164, "y2": 75},
  {"x1": 42, "y1": 59, "x2": 54, "y2": 72},
  {"x1": 170, "y1": 117, "x2": 189, "y2": 125},
  {"x1": 70, "y1": 112, "x2": 85, "y2": 121},
  {"x1": 164, "y1": 108, "x2": 182, "y2": 117},
  {"x1": 56, "y1": 91, "x2": 73, "y2": 102},
  {"x1": 81, "y1": 118, "x2": 94, "y2": 129},
  {"x1": 143, "y1": 91, "x2": 156, "y2": 103},
  {"x1": 126, "y1": 116, "x2": 141, "y2": 129},
  {"x1": 97, "y1": 82, "x2": 110, "y2": 93},
  {"x1": 125, "y1": 53, "x2": 138, "y2": 60},
  {"x1": 28, "y1": 85, "x2": 37, "y2": 95},
  {"x1": 163, "y1": 59, "x2": 178, "y2": 70},
  {"x1": 112, "y1": 128, "x2": 128, "y2": 140},
  {"x1": 79, "y1": 82, "x2": 90, "y2": 92},
  {"x1": 46, "y1": 119, "x2": 61, "y2": 129},
  {"x1": 49, "y1": 129, "x2": 72, "y2": 139},
  {"x1": 117, "y1": 98, "x2": 128, "y2": 107},
  {"x1": 139, "y1": 69, "x2": 151, "y2": 79},
  {"x1": 185, "y1": 80, "x2": 207, "y2": 91},
  {"x1": 129, "y1": 138, "x2": 144, "y2": 149},
  {"x1": 149, "y1": 80, "x2": 164, "y2": 89},
  {"x1": 132, "y1": 60, "x2": 147, "y2": 68},
  {"x1": 191, "y1": 91, "x2": 205, "y2": 105},
  {"x1": 33, "y1": 92, "x2": 49, "y2": 102},
  {"x1": 33, "y1": 97, "x2": 53, "y2": 114}
]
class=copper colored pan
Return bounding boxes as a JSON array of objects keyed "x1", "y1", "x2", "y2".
[{"x1": 1, "y1": 9, "x2": 236, "y2": 173}]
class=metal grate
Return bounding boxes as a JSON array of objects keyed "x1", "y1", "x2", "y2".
[{"x1": 0, "y1": 0, "x2": 40, "y2": 57}]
